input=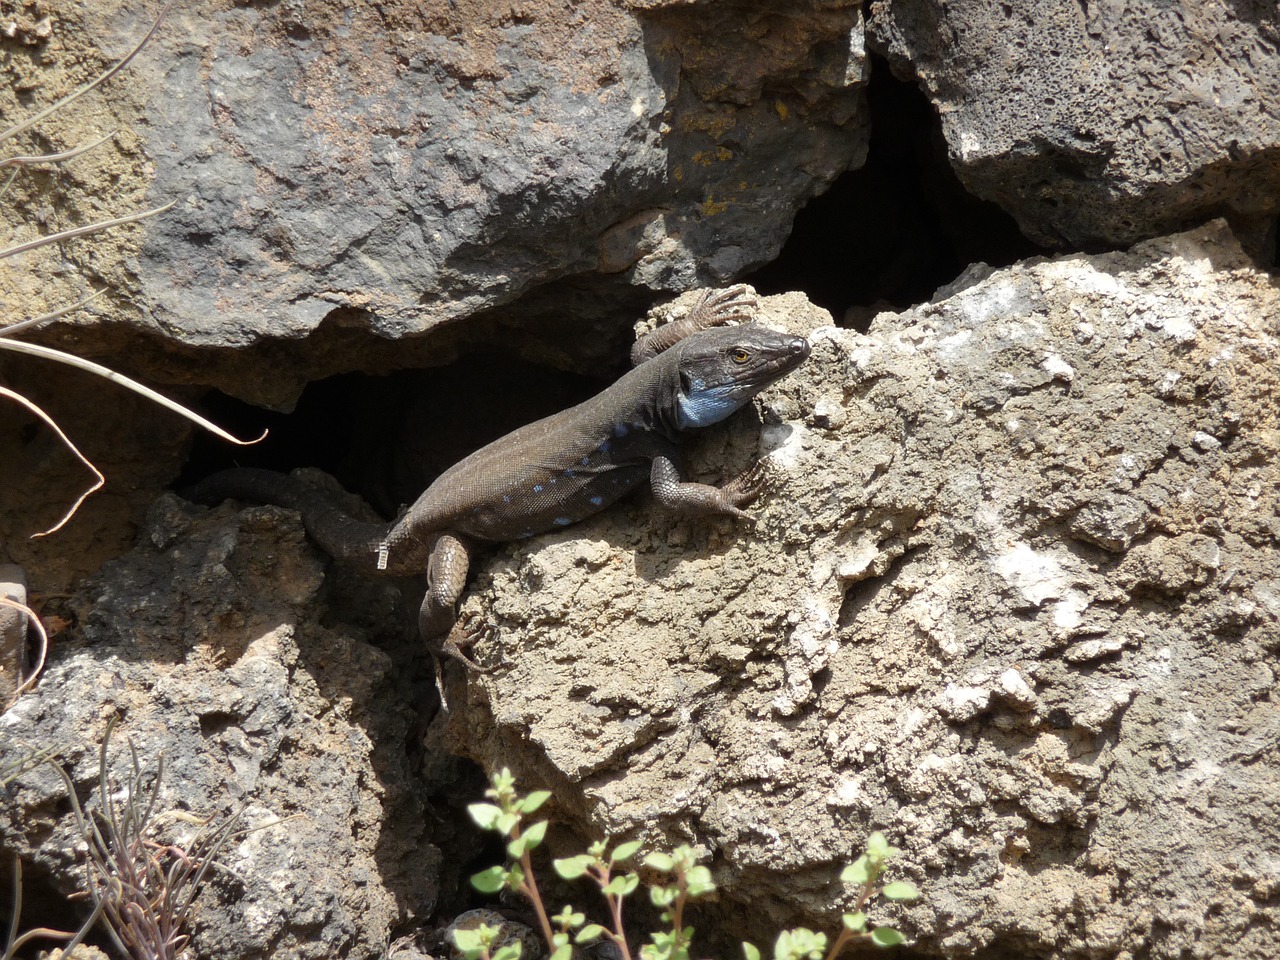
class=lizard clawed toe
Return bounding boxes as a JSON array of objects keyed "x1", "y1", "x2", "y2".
[
  {"x1": 722, "y1": 460, "x2": 771, "y2": 508},
  {"x1": 441, "y1": 612, "x2": 501, "y2": 674},
  {"x1": 695, "y1": 284, "x2": 759, "y2": 328}
]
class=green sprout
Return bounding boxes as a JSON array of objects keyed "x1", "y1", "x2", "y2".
[{"x1": 458, "y1": 769, "x2": 920, "y2": 960}]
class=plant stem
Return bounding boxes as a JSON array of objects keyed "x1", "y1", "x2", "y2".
[
  {"x1": 669, "y1": 872, "x2": 687, "y2": 946},
  {"x1": 518, "y1": 845, "x2": 557, "y2": 951},
  {"x1": 607, "y1": 891, "x2": 634, "y2": 960},
  {"x1": 822, "y1": 927, "x2": 854, "y2": 960}
]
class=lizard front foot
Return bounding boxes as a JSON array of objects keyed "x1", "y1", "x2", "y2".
[
  {"x1": 721, "y1": 459, "x2": 770, "y2": 512},
  {"x1": 631, "y1": 285, "x2": 761, "y2": 365}
]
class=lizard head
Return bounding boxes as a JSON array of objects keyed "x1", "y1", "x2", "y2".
[{"x1": 673, "y1": 324, "x2": 811, "y2": 430}]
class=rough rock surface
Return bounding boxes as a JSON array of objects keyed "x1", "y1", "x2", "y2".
[
  {"x1": 432, "y1": 221, "x2": 1280, "y2": 959},
  {"x1": 867, "y1": 0, "x2": 1280, "y2": 251},
  {"x1": 0, "y1": 496, "x2": 440, "y2": 960},
  {"x1": 4, "y1": 222, "x2": 1279, "y2": 959},
  {"x1": 1, "y1": 0, "x2": 868, "y2": 403}
]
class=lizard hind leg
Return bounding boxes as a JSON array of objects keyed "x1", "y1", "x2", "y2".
[
  {"x1": 419, "y1": 532, "x2": 472, "y2": 641},
  {"x1": 419, "y1": 533, "x2": 500, "y2": 709}
]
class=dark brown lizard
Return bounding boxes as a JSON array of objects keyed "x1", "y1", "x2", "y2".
[{"x1": 186, "y1": 286, "x2": 810, "y2": 681}]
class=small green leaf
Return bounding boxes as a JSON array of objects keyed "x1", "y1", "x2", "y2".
[
  {"x1": 496, "y1": 812, "x2": 521, "y2": 837},
  {"x1": 881, "y1": 881, "x2": 919, "y2": 901},
  {"x1": 773, "y1": 928, "x2": 826, "y2": 960},
  {"x1": 684, "y1": 865, "x2": 715, "y2": 897},
  {"x1": 842, "y1": 912, "x2": 866, "y2": 933},
  {"x1": 864, "y1": 832, "x2": 900, "y2": 859},
  {"x1": 493, "y1": 944, "x2": 523, "y2": 960},
  {"x1": 452, "y1": 928, "x2": 485, "y2": 954},
  {"x1": 521, "y1": 790, "x2": 552, "y2": 813},
  {"x1": 865, "y1": 831, "x2": 889, "y2": 857},
  {"x1": 470, "y1": 866, "x2": 507, "y2": 894},
  {"x1": 576, "y1": 924, "x2": 607, "y2": 943},
  {"x1": 508, "y1": 834, "x2": 530, "y2": 859},
  {"x1": 549, "y1": 946, "x2": 573, "y2": 960},
  {"x1": 553, "y1": 907, "x2": 585, "y2": 930},
  {"x1": 650, "y1": 885, "x2": 678, "y2": 908},
  {"x1": 870, "y1": 928, "x2": 906, "y2": 948},
  {"x1": 468, "y1": 803, "x2": 504, "y2": 831},
  {"x1": 644, "y1": 852, "x2": 676, "y2": 872},
  {"x1": 612, "y1": 839, "x2": 643, "y2": 863},
  {"x1": 670, "y1": 845, "x2": 699, "y2": 870},
  {"x1": 603, "y1": 872, "x2": 640, "y2": 897},
  {"x1": 523, "y1": 820, "x2": 548, "y2": 848},
  {"x1": 553, "y1": 855, "x2": 593, "y2": 880},
  {"x1": 841, "y1": 856, "x2": 871, "y2": 886},
  {"x1": 743, "y1": 943, "x2": 761, "y2": 960}
]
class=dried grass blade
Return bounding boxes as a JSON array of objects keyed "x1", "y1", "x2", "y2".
[
  {"x1": 0, "y1": 385, "x2": 104, "y2": 536},
  {"x1": 0, "y1": 341, "x2": 267, "y2": 447},
  {"x1": 0, "y1": 0, "x2": 174, "y2": 144}
]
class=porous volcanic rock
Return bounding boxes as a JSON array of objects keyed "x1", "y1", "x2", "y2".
[
  {"x1": 867, "y1": 0, "x2": 1280, "y2": 251},
  {"x1": 437, "y1": 221, "x2": 1280, "y2": 959}
]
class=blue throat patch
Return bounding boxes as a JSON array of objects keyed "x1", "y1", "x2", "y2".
[{"x1": 676, "y1": 384, "x2": 745, "y2": 429}]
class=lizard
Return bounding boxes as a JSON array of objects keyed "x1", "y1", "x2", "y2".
[{"x1": 185, "y1": 286, "x2": 811, "y2": 686}]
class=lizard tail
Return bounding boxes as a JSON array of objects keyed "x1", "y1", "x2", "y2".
[{"x1": 182, "y1": 467, "x2": 393, "y2": 570}]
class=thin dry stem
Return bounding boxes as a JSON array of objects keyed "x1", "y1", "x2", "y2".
[
  {"x1": 3, "y1": 856, "x2": 104, "y2": 960},
  {"x1": 0, "y1": 342, "x2": 267, "y2": 448},
  {"x1": 0, "y1": 200, "x2": 174, "y2": 259},
  {"x1": 0, "y1": 0, "x2": 174, "y2": 145},
  {"x1": 0, "y1": 287, "x2": 107, "y2": 338},
  {"x1": 0, "y1": 596, "x2": 49, "y2": 699},
  {"x1": 0, "y1": 385, "x2": 104, "y2": 535},
  {"x1": 0, "y1": 130, "x2": 116, "y2": 169}
]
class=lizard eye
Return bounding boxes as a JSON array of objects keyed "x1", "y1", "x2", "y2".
[{"x1": 731, "y1": 349, "x2": 750, "y2": 364}]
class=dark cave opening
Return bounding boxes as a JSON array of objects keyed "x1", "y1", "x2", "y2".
[
  {"x1": 746, "y1": 54, "x2": 1048, "y2": 327},
  {"x1": 178, "y1": 352, "x2": 603, "y2": 516}
]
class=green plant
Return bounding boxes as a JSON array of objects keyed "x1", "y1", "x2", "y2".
[
  {"x1": 456, "y1": 769, "x2": 920, "y2": 960},
  {"x1": 747, "y1": 832, "x2": 920, "y2": 959}
]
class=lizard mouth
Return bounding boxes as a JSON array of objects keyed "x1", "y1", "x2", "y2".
[{"x1": 759, "y1": 335, "x2": 812, "y2": 378}]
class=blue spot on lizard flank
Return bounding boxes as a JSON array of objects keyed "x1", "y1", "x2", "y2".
[
  {"x1": 533, "y1": 484, "x2": 544, "y2": 493},
  {"x1": 598, "y1": 439, "x2": 611, "y2": 453},
  {"x1": 554, "y1": 517, "x2": 572, "y2": 526},
  {"x1": 590, "y1": 496, "x2": 604, "y2": 506},
  {"x1": 503, "y1": 495, "x2": 511, "y2": 504},
  {"x1": 564, "y1": 469, "x2": 576, "y2": 478},
  {"x1": 614, "y1": 423, "x2": 629, "y2": 437},
  {"x1": 581, "y1": 456, "x2": 590, "y2": 466}
]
